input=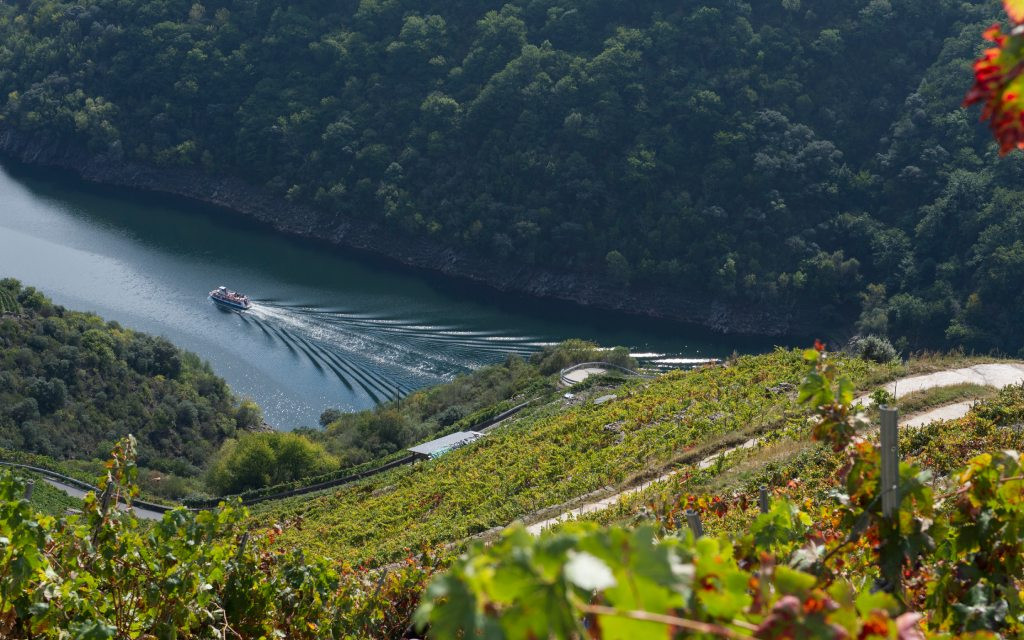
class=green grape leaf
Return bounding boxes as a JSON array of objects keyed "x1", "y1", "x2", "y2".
[
  {"x1": 488, "y1": 561, "x2": 539, "y2": 603},
  {"x1": 415, "y1": 573, "x2": 484, "y2": 639},
  {"x1": 798, "y1": 372, "x2": 825, "y2": 405},
  {"x1": 598, "y1": 612, "x2": 665, "y2": 640},
  {"x1": 774, "y1": 565, "x2": 816, "y2": 596},
  {"x1": 68, "y1": 621, "x2": 117, "y2": 640},
  {"x1": 855, "y1": 589, "x2": 899, "y2": 616},
  {"x1": 697, "y1": 570, "x2": 752, "y2": 619},
  {"x1": 836, "y1": 376, "x2": 854, "y2": 407},
  {"x1": 498, "y1": 585, "x2": 575, "y2": 640}
]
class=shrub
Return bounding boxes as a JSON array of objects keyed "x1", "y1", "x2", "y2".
[
  {"x1": 603, "y1": 346, "x2": 638, "y2": 370},
  {"x1": 206, "y1": 431, "x2": 340, "y2": 495},
  {"x1": 319, "y1": 408, "x2": 343, "y2": 427},
  {"x1": 327, "y1": 408, "x2": 414, "y2": 463},
  {"x1": 436, "y1": 405, "x2": 466, "y2": 427},
  {"x1": 8, "y1": 398, "x2": 39, "y2": 423},
  {"x1": 0, "y1": 437, "x2": 440, "y2": 639},
  {"x1": 849, "y1": 334, "x2": 898, "y2": 363},
  {"x1": 234, "y1": 399, "x2": 263, "y2": 430},
  {"x1": 26, "y1": 378, "x2": 66, "y2": 414},
  {"x1": 870, "y1": 388, "x2": 895, "y2": 406}
]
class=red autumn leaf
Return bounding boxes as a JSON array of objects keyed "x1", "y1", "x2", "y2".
[
  {"x1": 964, "y1": 24, "x2": 1024, "y2": 155},
  {"x1": 1006, "y1": 0, "x2": 1024, "y2": 24}
]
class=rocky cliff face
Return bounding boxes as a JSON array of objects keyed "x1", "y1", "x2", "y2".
[{"x1": 0, "y1": 128, "x2": 812, "y2": 337}]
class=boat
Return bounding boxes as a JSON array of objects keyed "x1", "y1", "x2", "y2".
[{"x1": 209, "y1": 286, "x2": 252, "y2": 310}]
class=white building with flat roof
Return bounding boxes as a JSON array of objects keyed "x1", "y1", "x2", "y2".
[{"x1": 408, "y1": 431, "x2": 484, "y2": 460}]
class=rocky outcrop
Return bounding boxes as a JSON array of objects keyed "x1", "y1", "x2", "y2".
[{"x1": 0, "y1": 127, "x2": 814, "y2": 336}]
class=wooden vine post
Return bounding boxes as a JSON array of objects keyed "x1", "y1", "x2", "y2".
[
  {"x1": 235, "y1": 532, "x2": 250, "y2": 561},
  {"x1": 878, "y1": 406, "x2": 902, "y2": 593},
  {"x1": 879, "y1": 407, "x2": 899, "y2": 518},
  {"x1": 684, "y1": 509, "x2": 704, "y2": 538}
]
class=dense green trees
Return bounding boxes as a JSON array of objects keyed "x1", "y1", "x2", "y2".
[
  {"x1": 0, "y1": 0, "x2": 1020, "y2": 351},
  {"x1": 0, "y1": 278, "x2": 253, "y2": 486},
  {"x1": 206, "y1": 431, "x2": 340, "y2": 494}
]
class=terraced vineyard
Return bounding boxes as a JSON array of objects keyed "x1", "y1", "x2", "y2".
[
  {"x1": 0, "y1": 288, "x2": 18, "y2": 314},
  {"x1": 417, "y1": 352, "x2": 1024, "y2": 638},
  {"x1": 552, "y1": 374, "x2": 1024, "y2": 544},
  {"x1": 5, "y1": 349, "x2": 1024, "y2": 638},
  {"x1": 257, "y1": 349, "x2": 887, "y2": 563}
]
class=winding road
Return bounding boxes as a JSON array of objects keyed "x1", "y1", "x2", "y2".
[
  {"x1": 0, "y1": 461, "x2": 169, "y2": 521},
  {"x1": 855, "y1": 363, "x2": 1024, "y2": 405},
  {"x1": 39, "y1": 478, "x2": 165, "y2": 521}
]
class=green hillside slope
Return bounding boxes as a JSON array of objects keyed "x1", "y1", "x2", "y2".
[
  {"x1": 418, "y1": 375, "x2": 1024, "y2": 638},
  {"x1": 0, "y1": 1, "x2": 1020, "y2": 349},
  {"x1": 256, "y1": 347, "x2": 1013, "y2": 565},
  {"x1": 0, "y1": 278, "x2": 258, "y2": 492},
  {"x1": 0, "y1": 343, "x2": 1021, "y2": 637},
  {"x1": 256, "y1": 349, "x2": 890, "y2": 563}
]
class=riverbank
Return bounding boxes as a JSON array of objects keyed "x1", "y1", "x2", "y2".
[{"x1": 0, "y1": 127, "x2": 814, "y2": 337}]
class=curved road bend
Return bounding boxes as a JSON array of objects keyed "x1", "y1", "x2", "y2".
[
  {"x1": 38, "y1": 478, "x2": 166, "y2": 521},
  {"x1": 0, "y1": 462, "x2": 169, "y2": 521}
]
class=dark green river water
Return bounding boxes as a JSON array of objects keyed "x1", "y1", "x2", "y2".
[{"x1": 0, "y1": 161, "x2": 778, "y2": 427}]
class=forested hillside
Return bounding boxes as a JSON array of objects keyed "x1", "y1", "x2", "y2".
[
  {"x1": 0, "y1": 0, "x2": 1020, "y2": 350},
  {"x1": 0, "y1": 279, "x2": 258, "y2": 480}
]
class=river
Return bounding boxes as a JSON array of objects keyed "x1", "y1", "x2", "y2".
[{"x1": 0, "y1": 161, "x2": 777, "y2": 427}]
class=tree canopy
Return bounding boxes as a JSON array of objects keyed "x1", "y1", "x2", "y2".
[
  {"x1": 206, "y1": 431, "x2": 340, "y2": 494},
  {"x1": 0, "y1": 0, "x2": 1022, "y2": 351},
  {"x1": 0, "y1": 278, "x2": 253, "y2": 481}
]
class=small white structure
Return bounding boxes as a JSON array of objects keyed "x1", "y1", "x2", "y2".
[{"x1": 408, "y1": 431, "x2": 484, "y2": 460}]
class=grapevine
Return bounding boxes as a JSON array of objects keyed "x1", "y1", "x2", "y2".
[
  {"x1": 0, "y1": 435, "x2": 440, "y2": 639},
  {"x1": 418, "y1": 345, "x2": 1024, "y2": 637}
]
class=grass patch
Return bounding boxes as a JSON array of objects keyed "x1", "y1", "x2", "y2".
[{"x1": 895, "y1": 383, "x2": 996, "y2": 415}]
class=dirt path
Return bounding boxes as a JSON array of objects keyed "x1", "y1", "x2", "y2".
[
  {"x1": 562, "y1": 367, "x2": 609, "y2": 385},
  {"x1": 526, "y1": 362, "x2": 1024, "y2": 534},
  {"x1": 901, "y1": 401, "x2": 977, "y2": 428},
  {"x1": 855, "y1": 363, "x2": 1024, "y2": 405}
]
